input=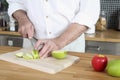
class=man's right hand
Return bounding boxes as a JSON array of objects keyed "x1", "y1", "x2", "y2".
[
  {"x1": 13, "y1": 10, "x2": 34, "y2": 38},
  {"x1": 18, "y1": 18, "x2": 34, "y2": 38}
]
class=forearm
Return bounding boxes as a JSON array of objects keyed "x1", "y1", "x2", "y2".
[
  {"x1": 13, "y1": 10, "x2": 34, "y2": 38},
  {"x1": 12, "y1": 10, "x2": 30, "y2": 24},
  {"x1": 54, "y1": 23, "x2": 88, "y2": 48}
]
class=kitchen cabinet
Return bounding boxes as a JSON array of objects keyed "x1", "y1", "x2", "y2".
[
  {"x1": 0, "y1": 34, "x2": 23, "y2": 47},
  {"x1": 0, "y1": 30, "x2": 22, "y2": 47},
  {"x1": 85, "y1": 41, "x2": 120, "y2": 55},
  {"x1": 85, "y1": 29, "x2": 120, "y2": 55}
]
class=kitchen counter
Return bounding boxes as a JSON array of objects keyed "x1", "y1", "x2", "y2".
[
  {"x1": 0, "y1": 46, "x2": 120, "y2": 80},
  {"x1": 0, "y1": 31, "x2": 20, "y2": 36},
  {"x1": 85, "y1": 29, "x2": 120, "y2": 43},
  {"x1": 0, "y1": 29, "x2": 120, "y2": 42}
]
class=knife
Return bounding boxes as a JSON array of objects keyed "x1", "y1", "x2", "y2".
[
  {"x1": 29, "y1": 37, "x2": 44, "y2": 50},
  {"x1": 29, "y1": 37, "x2": 36, "y2": 49},
  {"x1": 29, "y1": 38, "x2": 34, "y2": 49}
]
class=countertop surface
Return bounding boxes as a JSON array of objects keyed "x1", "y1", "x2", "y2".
[
  {"x1": 85, "y1": 29, "x2": 120, "y2": 42},
  {"x1": 0, "y1": 29, "x2": 120, "y2": 42},
  {"x1": 0, "y1": 31, "x2": 20, "y2": 36},
  {"x1": 0, "y1": 46, "x2": 120, "y2": 80}
]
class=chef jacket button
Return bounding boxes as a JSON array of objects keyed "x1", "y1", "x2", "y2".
[
  {"x1": 46, "y1": 16, "x2": 48, "y2": 18},
  {"x1": 49, "y1": 32, "x2": 51, "y2": 34},
  {"x1": 45, "y1": 0, "x2": 48, "y2": 2}
]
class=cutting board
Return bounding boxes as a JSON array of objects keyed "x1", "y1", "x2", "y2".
[{"x1": 0, "y1": 49, "x2": 80, "y2": 74}]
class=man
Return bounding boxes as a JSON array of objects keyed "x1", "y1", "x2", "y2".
[{"x1": 7, "y1": 0, "x2": 100, "y2": 58}]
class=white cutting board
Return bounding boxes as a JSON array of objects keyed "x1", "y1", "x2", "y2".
[{"x1": 0, "y1": 49, "x2": 79, "y2": 74}]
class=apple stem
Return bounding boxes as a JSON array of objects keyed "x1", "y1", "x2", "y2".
[{"x1": 98, "y1": 54, "x2": 105, "y2": 57}]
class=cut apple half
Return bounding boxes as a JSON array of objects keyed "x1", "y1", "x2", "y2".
[{"x1": 52, "y1": 50, "x2": 67, "y2": 59}]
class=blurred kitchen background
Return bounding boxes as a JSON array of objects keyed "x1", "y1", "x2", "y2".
[
  {"x1": 100, "y1": 0, "x2": 120, "y2": 30},
  {"x1": 0, "y1": 0, "x2": 120, "y2": 55}
]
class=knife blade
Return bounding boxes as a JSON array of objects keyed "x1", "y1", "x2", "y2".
[
  {"x1": 29, "y1": 37, "x2": 44, "y2": 50},
  {"x1": 29, "y1": 38, "x2": 35, "y2": 49}
]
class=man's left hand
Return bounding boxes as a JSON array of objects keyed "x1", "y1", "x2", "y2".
[{"x1": 34, "y1": 39, "x2": 61, "y2": 59}]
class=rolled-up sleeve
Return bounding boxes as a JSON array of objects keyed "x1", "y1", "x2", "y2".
[
  {"x1": 72, "y1": 0, "x2": 100, "y2": 33},
  {"x1": 7, "y1": 0, "x2": 26, "y2": 18}
]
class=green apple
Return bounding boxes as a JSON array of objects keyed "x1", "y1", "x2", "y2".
[
  {"x1": 106, "y1": 59, "x2": 120, "y2": 77},
  {"x1": 32, "y1": 50, "x2": 39, "y2": 59},
  {"x1": 51, "y1": 50, "x2": 67, "y2": 59},
  {"x1": 23, "y1": 53, "x2": 34, "y2": 60},
  {"x1": 15, "y1": 52, "x2": 24, "y2": 58}
]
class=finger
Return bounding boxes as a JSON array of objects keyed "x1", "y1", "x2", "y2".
[
  {"x1": 43, "y1": 46, "x2": 53, "y2": 58},
  {"x1": 40, "y1": 45, "x2": 52, "y2": 59},
  {"x1": 18, "y1": 27, "x2": 23, "y2": 35},
  {"x1": 28, "y1": 25, "x2": 34, "y2": 38},
  {"x1": 34, "y1": 40, "x2": 44, "y2": 50},
  {"x1": 19, "y1": 26, "x2": 28, "y2": 38},
  {"x1": 39, "y1": 42, "x2": 50, "y2": 56},
  {"x1": 22, "y1": 29, "x2": 28, "y2": 38},
  {"x1": 22, "y1": 34, "x2": 28, "y2": 38}
]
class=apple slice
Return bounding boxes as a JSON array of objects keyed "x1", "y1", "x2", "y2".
[
  {"x1": 52, "y1": 50, "x2": 67, "y2": 59},
  {"x1": 32, "y1": 50, "x2": 39, "y2": 59},
  {"x1": 15, "y1": 52, "x2": 24, "y2": 58},
  {"x1": 15, "y1": 50, "x2": 40, "y2": 60},
  {"x1": 23, "y1": 53, "x2": 34, "y2": 60}
]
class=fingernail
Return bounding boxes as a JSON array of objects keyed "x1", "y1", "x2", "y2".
[
  {"x1": 40, "y1": 55, "x2": 44, "y2": 59},
  {"x1": 40, "y1": 57, "x2": 44, "y2": 59},
  {"x1": 39, "y1": 52, "x2": 43, "y2": 56},
  {"x1": 34, "y1": 47, "x2": 37, "y2": 50},
  {"x1": 41, "y1": 56, "x2": 46, "y2": 59},
  {"x1": 29, "y1": 37, "x2": 32, "y2": 39}
]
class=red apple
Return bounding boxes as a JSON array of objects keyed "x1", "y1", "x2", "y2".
[{"x1": 91, "y1": 54, "x2": 108, "y2": 71}]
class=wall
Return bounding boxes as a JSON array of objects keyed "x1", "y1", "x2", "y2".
[
  {"x1": 100, "y1": 0, "x2": 120, "y2": 29},
  {"x1": 0, "y1": 0, "x2": 8, "y2": 12}
]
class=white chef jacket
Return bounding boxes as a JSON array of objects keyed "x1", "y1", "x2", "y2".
[{"x1": 7, "y1": 0, "x2": 100, "y2": 52}]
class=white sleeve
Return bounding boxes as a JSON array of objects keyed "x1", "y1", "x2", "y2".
[
  {"x1": 6, "y1": 0, "x2": 26, "y2": 18},
  {"x1": 72, "y1": 0, "x2": 100, "y2": 33}
]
